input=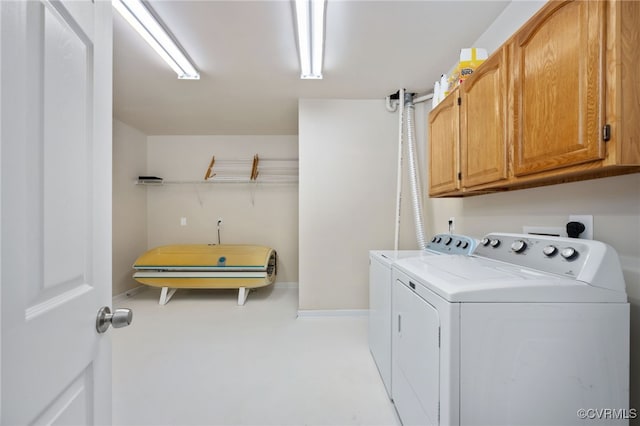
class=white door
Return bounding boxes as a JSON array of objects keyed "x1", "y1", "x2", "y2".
[{"x1": 1, "y1": 0, "x2": 113, "y2": 424}]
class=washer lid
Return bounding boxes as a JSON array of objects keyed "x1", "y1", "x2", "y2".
[
  {"x1": 369, "y1": 234, "x2": 476, "y2": 266},
  {"x1": 370, "y1": 250, "x2": 432, "y2": 267},
  {"x1": 393, "y1": 255, "x2": 627, "y2": 303}
]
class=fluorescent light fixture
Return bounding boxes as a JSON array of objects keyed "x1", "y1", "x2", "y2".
[
  {"x1": 295, "y1": 0, "x2": 325, "y2": 79},
  {"x1": 112, "y1": 0, "x2": 199, "y2": 80}
]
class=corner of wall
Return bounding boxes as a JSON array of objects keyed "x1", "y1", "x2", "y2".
[{"x1": 112, "y1": 119, "x2": 149, "y2": 296}]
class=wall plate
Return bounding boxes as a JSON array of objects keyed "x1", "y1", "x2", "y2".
[{"x1": 569, "y1": 214, "x2": 593, "y2": 239}]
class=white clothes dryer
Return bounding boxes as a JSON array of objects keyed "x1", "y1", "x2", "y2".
[
  {"x1": 368, "y1": 234, "x2": 476, "y2": 398},
  {"x1": 391, "y1": 233, "x2": 630, "y2": 426}
]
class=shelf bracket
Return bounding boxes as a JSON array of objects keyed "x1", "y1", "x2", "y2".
[
  {"x1": 204, "y1": 155, "x2": 216, "y2": 180},
  {"x1": 250, "y1": 154, "x2": 259, "y2": 180}
]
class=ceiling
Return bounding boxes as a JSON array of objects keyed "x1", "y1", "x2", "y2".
[{"x1": 113, "y1": 0, "x2": 511, "y2": 136}]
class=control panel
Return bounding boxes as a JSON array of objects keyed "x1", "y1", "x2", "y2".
[
  {"x1": 426, "y1": 234, "x2": 476, "y2": 255},
  {"x1": 474, "y1": 233, "x2": 593, "y2": 278}
]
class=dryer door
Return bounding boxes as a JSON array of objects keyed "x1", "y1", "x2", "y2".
[{"x1": 392, "y1": 278, "x2": 440, "y2": 425}]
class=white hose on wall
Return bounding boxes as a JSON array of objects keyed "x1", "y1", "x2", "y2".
[
  {"x1": 405, "y1": 100, "x2": 427, "y2": 250},
  {"x1": 393, "y1": 89, "x2": 405, "y2": 250}
]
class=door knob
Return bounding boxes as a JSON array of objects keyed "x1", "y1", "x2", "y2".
[{"x1": 96, "y1": 306, "x2": 133, "y2": 333}]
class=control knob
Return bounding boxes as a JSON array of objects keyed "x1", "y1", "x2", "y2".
[
  {"x1": 431, "y1": 236, "x2": 438, "y2": 243},
  {"x1": 511, "y1": 240, "x2": 527, "y2": 253},
  {"x1": 560, "y1": 247, "x2": 579, "y2": 260},
  {"x1": 543, "y1": 245, "x2": 558, "y2": 257},
  {"x1": 480, "y1": 238, "x2": 490, "y2": 246},
  {"x1": 490, "y1": 239, "x2": 501, "y2": 248},
  {"x1": 444, "y1": 237, "x2": 453, "y2": 245}
]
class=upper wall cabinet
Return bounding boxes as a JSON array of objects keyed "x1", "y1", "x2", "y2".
[
  {"x1": 512, "y1": 1, "x2": 605, "y2": 176},
  {"x1": 429, "y1": 88, "x2": 460, "y2": 196},
  {"x1": 428, "y1": 0, "x2": 640, "y2": 197},
  {"x1": 460, "y1": 47, "x2": 508, "y2": 189},
  {"x1": 606, "y1": 0, "x2": 640, "y2": 167}
]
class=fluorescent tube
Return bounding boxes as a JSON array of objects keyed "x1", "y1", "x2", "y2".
[
  {"x1": 295, "y1": 0, "x2": 325, "y2": 79},
  {"x1": 113, "y1": 0, "x2": 200, "y2": 80}
]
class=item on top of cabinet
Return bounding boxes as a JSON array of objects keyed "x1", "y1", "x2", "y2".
[
  {"x1": 432, "y1": 81, "x2": 440, "y2": 109},
  {"x1": 431, "y1": 74, "x2": 450, "y2": 109},
  {"x1": 439, "y1": 74, "x2": 449, "y2": 102},
  {"x1": 449, "y1": 47, "x2": 488, "y2": 89}
]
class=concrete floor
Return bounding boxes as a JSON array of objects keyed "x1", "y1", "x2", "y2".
[{"x1": 112, "y1": 286, "x2": 400, "y2": 426}]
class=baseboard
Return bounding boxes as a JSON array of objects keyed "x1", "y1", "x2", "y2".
[
  {"x1": 112, "y1": 285, "x2": 147, "y2": 302},
  {"x1": 297, "y1": 309, "x2": 368, "y2": 318}
]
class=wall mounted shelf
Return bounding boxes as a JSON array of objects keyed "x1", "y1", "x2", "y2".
[{"x1": 136, "y1": 156, "x2": 299, "y2": 185}]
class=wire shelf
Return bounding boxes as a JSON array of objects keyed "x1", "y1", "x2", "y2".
[{"x1": 136, "y1": 156, "x2": 299, "y2": 185}]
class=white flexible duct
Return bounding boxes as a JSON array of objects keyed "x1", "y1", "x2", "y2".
[
  {"x1": 393, "y1": 89, "x2": 405, "y2": 250},
  {"x1": 405, "y1": 99, "x2": 427, "y2": 250}
]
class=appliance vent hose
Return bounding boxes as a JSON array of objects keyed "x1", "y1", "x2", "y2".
[{"x1": 405, "y1": 102, "x2": 427, "y2": 250}]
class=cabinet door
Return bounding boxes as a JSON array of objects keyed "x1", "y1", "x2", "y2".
[
  {"x1": 512, "y1": 0, "x2": 605, "y2": 176},
  {"x1": 460, "y1": 48, "x2": 508, "y2": 188},
  {"x1": 429, "y1": 90, "x2": 460, "y2": 195}
]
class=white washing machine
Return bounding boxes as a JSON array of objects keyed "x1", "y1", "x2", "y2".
[
  {"x1": 369, "y1": 234, "x2": 476, "y2": 398},
  {"x1": 391, "y1": 233, "x2": 630, "y2": 426}
]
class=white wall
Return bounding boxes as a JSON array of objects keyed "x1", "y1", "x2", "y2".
[
  {"x1": 473, "y1": 0, "x2": 547, "y2": 53},
  {"x1": 145, "y1": 135, "x2": 299, "y2": 284},
  {"x1": 299, "y1": 99, "x2": 399, "y2": 311},
  {"x1": 423, "y1": 0, "x2": 640, "y2": 416},
  {"x1": 112, "y1": 119, "x2": 148, "y2": 296}
]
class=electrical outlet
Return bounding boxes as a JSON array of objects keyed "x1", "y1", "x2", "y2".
[
  {"x1": 180, "y1": 217, "x2": 187, "y2": 226},
  {"x1": 569, "y1": 214, "x2": 593, "y2": 239},
  {"x1": 217, "y1": 217, "x2": 223, "y2": 225}
]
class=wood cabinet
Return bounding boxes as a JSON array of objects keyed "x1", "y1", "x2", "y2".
[
  {"x1": 428, "y1": 0, "x2": 640, "y2": 197},
  {"x1": 605, "y1": 0, "x2": 640, "y2": 167},
  {"x1": 512, "y1": 0, "x2": 605, "y2": 176},
  {"x1": 428, "y1": 88, "x2": 460, "y2": 196},
  {"x1": 428, "y1": 47, "x2": 508, "y2": 197},
  {"x1": 460, "y1": 47, "x2": 508, "y2": 189}
]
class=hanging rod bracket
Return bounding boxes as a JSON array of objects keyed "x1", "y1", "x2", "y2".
[{"x1": 387, "y1": 90, "x2": 400, "y2": 100}]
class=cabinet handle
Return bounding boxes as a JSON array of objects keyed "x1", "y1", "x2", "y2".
[
  {"x1": 398, "y1": 314, "x2": 402, "y2": 333},
  {"x1": 603, "y1": 124, "x2": 611, "y2": 142}
]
